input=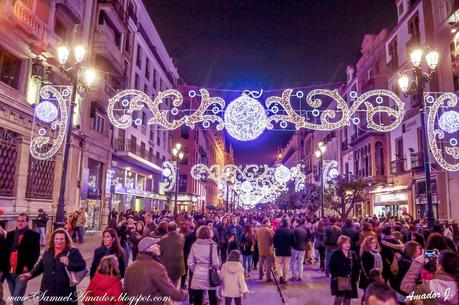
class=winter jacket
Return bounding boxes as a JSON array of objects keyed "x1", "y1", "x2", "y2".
[
  {"x1": 84, "y1": 273, "x2": 124, "y2": 305},
  {"x1": 124, "y1": 253, "x2": 187, "y2": 305},
  {"x1": 257, "y1": 225, "x2": 274, "y2": 256},
  {"x1": 35, "y1": 212, "x2": 48, "y2": 228},
  {"x1": 401, "y1": 260, "x2": 458, "y2": 305},
  {"x1": 273, "y1": 226, "x2": 294, "y2": 257},
  {"x1": 5, "y1": 228, "x2": 40, "y2": 275},
  {"x1": 187, "y1": 239, "x2": 220, "y2": 290},
  {"x1": 30, "y1": 247, "x2": 86, "y2": 305},
  {"x1": 89, "y1": 246, "x2": 125, "y2": 279},
  {"x1": 329, "y1": 249, "x2": 360, "y2": 299},
  {"x1": 324, "y1": 225, "x2": 342, "y2": 248},
  {"x1": 158, "y1": 231, "x2": 186, "y2": 281},
  {"x1": 342, "y1": 225, "x2": 359, "y2": 251},
  {"x1": 220, "y1": 261, "x2": 249, "y2": 298},
  {"x1": 76, "y1": 212, "x2": 86, "y2": 227},
  {"x1": 292, "y1": 226, "x2": 308, "y2": 251},
  {"x1": 227, "y1": 224, "x2": 243, "y2": 251},
  {"x1": 240, "y1": 233, "x2": 255, "y2": 256}
]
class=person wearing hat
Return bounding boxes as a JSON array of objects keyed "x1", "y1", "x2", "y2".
[
  {"x1": 124, "y1": 237, "x2": 188, "y2": 305},
  {"x1": 220, "y1": 250, "x2": 249, "y2": 305}
]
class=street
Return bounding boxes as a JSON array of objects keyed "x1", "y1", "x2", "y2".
[{"x1": 2, "y1": 233, "x2": 361, "y2": 305}]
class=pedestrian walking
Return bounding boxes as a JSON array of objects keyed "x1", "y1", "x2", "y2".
[
  {"x1": 314, "y1": 221, "x2": 326, "y2": 271},
  {"x1": 20, "y1": 228, "x2": 87, "y2": 305},
  {"x1": 359, "y1": 236, "x2": 382, "y2": 295},
  {"x1": 4, "y1": 213, "x2": 40, "y2": 305},
  {"x1": 257, "y1": 218, "x2": 274, "y2": 282},
  {"x1": 89, "y1": 228, "x2": 125, "y2": 279},
  {"x1": 220, "y1": 250, "x2": 249, "y2": 305},
  {"x1": 187, "y1": 225, "x2": 221, "y2": 305},
  {"x1": 158, "y1": 222, "x2": 186, "y2": 286},
  {"x1": 240, "y1": 225, "x2": 256, "y2": 277},
  {"x1": 227, "y1": 216, "x2": 243, "y2": 252},
  {"x1": 35, "y1": 209, "x2": 48, "y2": 247},
  {"x1": 290, "y1": 218, "x2": 308, "y2": 281},
  {"x1": 76, "y1": 208, "x2": 86, "y2": 243},
  {"x1": 130, "y1": 221, "x2": 144, "y2": 261},
  {"x1": 0, "y1": 222, "x2": 8, "y2": 305},
  {"x1": 273, "y1": 217, "x2": 294, "y2": 284},
  {"x1": 324, "y1": 217, "x2": 342, "y2": 277},
  {"x1": 84, "y1": 255, "x2": 124, "y2": 305}
]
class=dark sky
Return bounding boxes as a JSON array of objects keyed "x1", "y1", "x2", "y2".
[{"x1": 145, "y1": 0, "x2": 397, "y2": 164}]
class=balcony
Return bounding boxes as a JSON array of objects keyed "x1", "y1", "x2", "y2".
[
  {"x1": 410, "y1": 152, "x2": 424, "y2": 170},
  {"x1": 56, "y1": 0, "x2": 85, "y2": 23},
  {"x1": 94, "y1": 23, "x2": 124, "y2": 73},
  {"x1": 390, "y1": 159, "x2": 405, "y2": 175},
  {"x1": 0, "y1": 0, "x2": 61, "y2": 51},
  {"x1": 113, "y1": 138, "x2": 162, "y2": 173},
  {"x1": 97, "y1": 0, "x2": 128, "y2": 27}
]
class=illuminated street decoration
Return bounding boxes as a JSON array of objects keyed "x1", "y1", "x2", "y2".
[
  {"x1": 30, "y1": 85, "x2": 71, "y2": 160},
  {"x1": 290, "y1": 164, "x2": 306, "y2": 191},
  {"x1": 107, "y1": 88, "x2": 405, "y2": 139},
  {"x1": 323, "y1": 160, "x2": 339, "y2": 189},
  {"x1": 224, "y1": 93, "x2": 268, "y2": 141},
  {"x1": 426, "y1": 92, "x2": 459, "y2": 171},
  {"x1": 274, "y1": 164, "x2": 291, "y2": 184},
  {"x1": 161, "y1": 161, "x2": 177, "y2": 192}
]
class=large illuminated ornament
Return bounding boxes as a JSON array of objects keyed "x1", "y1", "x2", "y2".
[
  {"x1": 30, "y1": 85, "x2": 71, "y2": 160},
  {"x1": 160, "y1": 161, "x2": 177, "y2": 192},
  {"x1": 224, "y1": 93, "x2": 268, "y2": 141},
  {"x1": 323, "y1": 160, "x2": 339, "y2": 189},
  {"x1": 426, "y1": 92, "x2": 459, "y2": 171},
  {"x1": 274, "y1": 165, "x2": 291, "y2": 184}
]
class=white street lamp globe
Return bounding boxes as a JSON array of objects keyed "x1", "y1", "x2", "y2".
[
  {"x1": 410, "y1": 49, "x2": 423, "y2": 67},
  {"x1": 397, "y1": 74, "x2": 410, "y2": 93},
  {"x1": 425, "y1": 50, "x2": 439, "y2": 70},
  {"x1": 57, "y1": 46, "x2": 70, "y2": 65}
]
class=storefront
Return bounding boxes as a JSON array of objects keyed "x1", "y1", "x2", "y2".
[
  {"x1": 169, "y1": 193, "x2": 198, "y2": 212},
  {"x1": 81, "y1": 158, "x2": 104, "y2": 231},
  {"x1": 372, "y1": 190, "x2": 409, "y2": 218}
]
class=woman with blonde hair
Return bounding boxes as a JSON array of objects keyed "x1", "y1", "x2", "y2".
[
  {"x1": 84, "y1": 255, "x2": 124, "y2": 305},
  {"x1": 359, "y1": 236, "x2": 382, "y2": 295},
  {"x1": 20, "y1": 228, "x2": 86, "y2": 305}
]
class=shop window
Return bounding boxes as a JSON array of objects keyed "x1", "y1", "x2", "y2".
[
  {"x1": 375, "y1": 141, "x2": 384, "y2": 176},
  {"x1": 179, "y1": 174, "x2": 187, "y2": 193},
  {"x1": 0, "y1": 47, "x2": 21, "y2": 89}
]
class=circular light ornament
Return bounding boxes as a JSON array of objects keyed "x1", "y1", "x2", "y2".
[
  {"x1": 241, "y1": 181, "x2": 252, "y2": 193},
  {"x1": 162, "y1": 168, "x2": 172, "y2": 177},
  {"x1": 439, "y1": 110, "x2": 459, "y2": 134},
  {"x1": 218, "y1": 182, "x2": 225, "y2": 190},
  {"x1": 224, "y1": 93, "x2": 267, "y2": 141},
  {"x1": 274, "y1": 165, "x2": 291, "y2": 184},
  {"x1": 35, "y1": 101, "x2": 58, "y2": 123},
  {"x1": 328, "y1": 167, "x2": 340, "y2": 179}
]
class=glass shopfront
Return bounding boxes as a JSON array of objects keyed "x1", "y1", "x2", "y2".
[{"x1": 373, "y1": 192, "x2": 409, "y2": 217}]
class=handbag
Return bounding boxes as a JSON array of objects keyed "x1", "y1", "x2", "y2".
[
  {"x1": 336, "y1": 252, "x2": 353, "y2": 292},
  {"x1": 64, "y1": 251, "x2": 88, "y2": 287},
  {"x1": 208, "y1": 244, "x2": 221, "y2": 287}
]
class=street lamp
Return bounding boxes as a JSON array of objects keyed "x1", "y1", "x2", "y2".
[
  {"x1": 55, "y1": 44, "x2": 96, "y2": 229},
  {"x1": 172, "y1": 143, "x2": 184, "y2": 215},
  {"x1": 397, "y1": 48, "x2": 439, "y2": 228},
  {"x1": 315, "y1": 141, "x2": 327, "y2": 218}
]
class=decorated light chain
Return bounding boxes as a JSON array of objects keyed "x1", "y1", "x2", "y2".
[
  {"x1": 107, "y1": 88, "x2": 405, "y2": 142},
  {"x1": 30, "y1": 85, "x2": 71, "y2": 160}
]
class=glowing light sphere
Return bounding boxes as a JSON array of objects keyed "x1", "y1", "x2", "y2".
[
  {"x1": 274, "y1": 165, "x2": 291, "y2": 184},
  {"x1": 439, "y1": 110, "x2": 459, "y2": 134},
  {"x1": 224, "y1": 93, "x2": 267, "y2": 141},
  {"x1": 35, "y1": 101, "x2": 58, "y2": 123},
  {"x1": 162, "y1": 168, "x2": 172, "y2": 177},
  {"x1": 241, "y1": 181, "x2": 252, "y2": 193},
  {"x1": 328, "y1": 167, "x2": 340, "y2": 179}
]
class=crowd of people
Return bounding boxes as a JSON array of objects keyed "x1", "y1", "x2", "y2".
[{"x1": 0, "y1": 207, "x2": 458, "y2": 305}]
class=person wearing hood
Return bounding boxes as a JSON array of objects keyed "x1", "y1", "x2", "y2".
[
  {"x1": 124, "y1": 237, "x2": 188, "y2": 305},
  {"x1": 220, "y1": 250, "x2": 249, "y2": 305},
  {"x1": 401, "y1": 250, "x2": 459, "y2": 305},
  {"x1": 187, "y1": 226, "x2": 221, "y2": 305},
  {"x1": 84, "y1": 255, "x2": 124, "y2": 305}
]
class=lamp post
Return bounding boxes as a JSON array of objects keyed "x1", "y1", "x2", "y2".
[
  {"x1": 315, "y1": 141, "x2": 327, "y2": 218},
  {"x1": 397, "y1": 48, "x2": 439, "y2": 228},
  {"x1": 54, "y1": 45, "x2": 96, "y2": 229},
  {"x1": 172, "y1": 143, "x2": 184, "y2": 215}
]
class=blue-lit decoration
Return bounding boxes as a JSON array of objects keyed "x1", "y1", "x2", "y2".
[
  {"x1": 224, "y1": 93, "x2": 267, "y2": 141},
  {"x1": 35, "y1": 101, "x2": 58, "y2": 123},
  {"x1": 439, "y1": 110, "x2": 459, "y2": 134}
]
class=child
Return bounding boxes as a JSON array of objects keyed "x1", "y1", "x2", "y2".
[
  {"x1": 220, "y1": 250, "x2": 249, "y2": 305},
  {"x1": 84, "y1": 255, "x2": 124, "y2": 305}
]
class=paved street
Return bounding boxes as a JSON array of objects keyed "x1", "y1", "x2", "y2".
[{"x1": 2, "y1": 234, "x2": 361, "y2": 305}]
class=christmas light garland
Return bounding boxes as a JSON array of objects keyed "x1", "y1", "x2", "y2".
[{"x1": 160, "y1": 161, "x2": 177, "y2": 192}]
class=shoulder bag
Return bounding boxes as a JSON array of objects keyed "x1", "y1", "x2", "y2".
[
  {"x1": 65, "y1": 250, "x2": 88, "y2": 287},
  {"x1": 336, "y1": 252, "x2": 353, "y2": 292},
  {"x1": 208, "y1": 244, "x2": 221, "y2": 287}
]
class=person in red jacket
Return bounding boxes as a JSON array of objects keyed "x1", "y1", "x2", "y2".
[{"x1": 84, "y1": 255, "x2": 124, "y2": 305}]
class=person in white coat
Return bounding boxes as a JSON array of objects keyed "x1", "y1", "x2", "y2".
[{"x1": 220, "y1": 250, "x2": 249, "y2": 305}]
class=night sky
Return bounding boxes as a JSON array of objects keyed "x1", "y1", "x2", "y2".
[{"x1": 145, "y1": 0, "x2": 397, "y2": 164}]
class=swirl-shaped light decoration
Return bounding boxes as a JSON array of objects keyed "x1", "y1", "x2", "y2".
[
  {"x1": 107, "y1": 89, "x2": 225, "y2": 131},
  {"x1": 290, "y1": 164, "x2": 306, "y2": 191},
  {"x1": 426, "y1": 92, "x2": 459, "y2": 171},
  {"x1": 160, "y1": 161, "x2": 176, "y2": 192},
  {"x1": 30, "y1": 85, "x2": 71, "y2": 160},
  {"x1": 323, "y1": 160, "x2": 339, "y2": 189}
]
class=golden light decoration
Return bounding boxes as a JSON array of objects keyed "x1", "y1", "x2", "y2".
[
  {"x1": 30, "y1": 85, "x2": 71, "y2": 160},
  {"x1": 426, "y1": 92, "x2": 459, "y2": 171}
]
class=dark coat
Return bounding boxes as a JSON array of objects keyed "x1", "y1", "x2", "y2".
[
  {"x1": 329, "y1": 249, "x2": 360, "y2": 299},
  {"x1": 292, "y1": 226, "x2": 308, "y2": 251},
  {"x1": 359, "y1": 251, "x2": 374, "y2": 289},
  {"x1": 342, "y1": 225, "x2": 359, "y2": 251},
  {"x1": 158, "y1": 231, "x2": 186, "y2": 281},
  {"x1": 380, "y1": 236, "x2": 402, "y2": 281},
  {"x1": 30, "y1": 247, "x2": 86, "y2": 305},
  {"x1": 273, "y1": 226, "x2": 294, "y2": 257},
  {"x1": 0, "y1": 232, "x2": 8, "y2": 280},
  {"x1": 6, "y1": 229, "x2": 40, "y2": 275},
  {"x1": 324, "y1": 225, "x2": 342, "y2": 248},
  {"x1": 227, "y1": 224, "x2": 243, "y2": 251},
  {"x1": 89, "y1": 246, "x2": 125, "y2": 279}
]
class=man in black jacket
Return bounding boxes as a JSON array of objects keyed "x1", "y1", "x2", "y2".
[
  {"x1": 324, "y1": 217, "x2": 342, "y2": 277},
  {"x1": 290, "y1": 218, "x2": 308, "y2": 281},
  {"x1": 5, "y1": 213, "x2": 40, "y2": 305},
  {"x1": 273, "y1": 217, "x2": 294, "y2": 284},
  {"x1": 342, "y1": 218, "x2": 359, "y2": 252},
  {"x1": 35, "y1": 208, "x2": 48, "y2": 246}
]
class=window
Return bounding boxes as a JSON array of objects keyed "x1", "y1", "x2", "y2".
[
  {"x1": 136, "y1": 45, "x2": 142, "y2": 68},
  {"x1": 130, "y1": 136, "x2": 137, "y2": 154},
  {"x1": 140, "y1": 142, "x2": 146, "y2": 158},
  {"x1": 156, "y1": 129, "x2": 161, "y2": 145},
  {"x1": 91, "y1": 112, "x2": 105, "y2": 134},
  {"x1": 395, "y1": 137, "x2": 403, "y2": 159},
  {"x1": 144, "y1": 84, "x2": 148, "y2": 95},
  {"x1": 145, "y1": 57, "x2": 150, "y2": 79},
  {"x1": 408, "y1": 13, "x2": 420, "y2": 45},
  {"x1": 417, "y1": 127, "x2": 424, "y2": 153},
  {"x1": 179, "y1": 174, "x2": 187, "y2": 193},
  {"x1": 0, "y1": 47, "x2": 21, "y2": 89},
  {"x1": 160, "y1": 79, "x2": 163, "y2": 91},
  {"x1": 397, "y1": 2, "x2": 404, "y2": 17},
  {"x1": 124, "y1": 32, "x2": 131, "y2": 53},
  {"x1": 149, "y1": 148, "x2": 154, "y2": 162},
  {"x1": 135, "y1": 74, "x2": 140, "y2": 90},
  {"x1": 54, "y1": 18, "x2": 69, "y2": 41},
  {"x1": 153, "y1": 69, "x2": 157, "y2": 89},
  {"x1": 142, "y1": 112, "x2": 147, "y2": 127},
  {"x1": 149, "y1": 127, "x2": 154, "y2": 141},
  {"x1": 388, "y1": 38, "x2": 398, "y2": 70},
  {"x1": 181, "y1": 126, "x2": 189, "y2": 139},
  {"x1": 156, "y1": 152, "x2": 160, "y2": 163},
  {"x1": 375, "y1": 141, "x2": 384, "y2": 176}
]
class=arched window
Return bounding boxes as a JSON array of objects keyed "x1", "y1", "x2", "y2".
[{"x1": 375, "y1": 141, "x2": 384, "y2": 176}]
